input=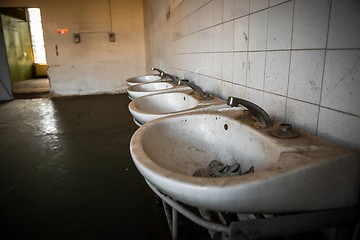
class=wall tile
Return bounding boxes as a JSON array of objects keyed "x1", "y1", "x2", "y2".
[
  {"x1": 235, "y1": 0, "x2": 250, "y2": 18},
  {"x1": 317, "y1": 107, "x2": 360, "y2": 149},
  {"x1": 190, "y1": 33, "x2": 200, "y2": 52},
  {"x1": 200, "y1": 53, "x2": 214, "y2": 76},
  {"x1": 288, "y1": 50, "x2": 325, "y2": 104},
  {"x1": 201, "y1": 0, "x2": 212, "y2": 5},
  {"x1": 173, "y1": 38, "x2": 181, "y2": 54},
  {"x1": 214, "y1": 25, "x2": 223, "y2": 52},
  {"x1": 202, "y1": 28, "x2": 214, "y2": 52},
  {"x1": 249, "y1": 10, "x2": 268, "y2": 51},
  {"x1": 184, "y1": 71, "x2": 196, "y2": 83},
  {"x1": 210, "y1": 76, "x2": 223, "y2": 96},
  {"x1": 199, "y1": 2, "x2": 214, "y2": 29},
  {"x1": 250, "y1": 0, "x2": 269, "y2": 13},
  {"x1": 292, "y1": 0, "x2": 330, "y2": 49},
  {"x1": 270, "y1": 0, "x2": 291, "y2": 7},
  {"x1": 263, "y1": 92, "x2": 286, "y2": 122},
  {"x1": 173, "y1": 55, "x2": 181, "y2": 69},
  {"x1": 285, "y1": 98, "x2": 319, "y2": 134},
  {"x1": 223, "y1": 0, "x2": 235, "y2": 22},
  {"x1": 234, "y1": 16, "x2": 249, "y2": 51},
  {"x1": 191, "y1": 74, "x2": 214, "y2": 93},
  {"x1": 327, "y1": 0, "x2": 360, "y2": 48},
  {"x1": 172, "y1": 23, "x2": 181, "y2": 41},
  {"x1": 321, "y1": 50, "x2": 360, "y2": 116},
  {"x1": 222, "y1": 20, "x2": 235, "y2": 51},
  {"x1": 213, "y1": 0, "x2": 223, "y2": 25},
  {"x1": 267, "y1": 1, "x2": 293, "y2": 50},
  {"x1": 245, "y1": 87, "x2": 264, "y2": 107},
  {"x1": 233, "y1": 52, "x2": 248, "y2": 85},
  {"x1": 181, "y1": 18, "x2": 190, "y2": 37},
  {"x1": 201, "y1": 75, "x2": 217, "y2": 93},
  {"x1": 213, "y1": 53, "x2": 223, "y2": 78},
  {"x1": 232, "y1": 84, "x2": 246, "y2": 98},
  {"x1": 192, "y1": 74, "x2": 209, "y2": 93},
  {"x1": 222, "y1": 52, "x2": 234, "y2": 81},
  {"x1": 175, "y1": 69, "x2": 185, "y2": 79},
  {"x1": 198, "y1": 32, "x2": 206, "y2": 53},
  {"x1": 221, "y1": 80, "x2": 234, "y2": 99},
  {"x1": 248, "y1": 52, "x2": 265, "y2": 90},
  {"x1": 189, "y1": 11, "x2": 199, "y2": 33},
  {"x1": 181, "y1": 36, "x2": 189, "y2": 53},
  {"x1": 265, "y1": 50, "x2": 290, "y2": 96},
  {"x1": 181, "y1": 0, "x2": 195, "y2": 17},
  {"x1": 186, "y1": 53, "x2": 201, "y2": 73}
]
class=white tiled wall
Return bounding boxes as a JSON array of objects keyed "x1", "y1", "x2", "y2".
[{"x1": 145, "y1": 0, "x2": 360, "y2": 149}]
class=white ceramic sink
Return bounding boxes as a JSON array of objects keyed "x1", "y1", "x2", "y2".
[
  {"x1": 126, "y1": 74, "x2": 164, "y2": 86},
  {"x1": 128, "y1": 90, "x2": 226, "y2": 125},
  {"x1": 127, "y1": 82, "x2": 191, "y2": 99},
  {"x1": 130, "y1": 109, "x2": 360, "y2": 213}
]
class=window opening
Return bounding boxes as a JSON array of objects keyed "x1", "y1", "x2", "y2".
[{"x1": 27, "y1": 8, "x2": 47, "y2": 64}]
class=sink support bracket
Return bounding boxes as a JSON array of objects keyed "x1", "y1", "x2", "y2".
[
  {"x1": 230, "y1": 207, "x2": 359, "y2": 240},
  {"x1": 147, "y1": 181, "x2": 359, "y2": 240}
]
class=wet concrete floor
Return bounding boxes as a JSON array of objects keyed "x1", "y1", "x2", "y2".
[{"x1": 0, "y1": 94, "x2": 209, "y2": 239}]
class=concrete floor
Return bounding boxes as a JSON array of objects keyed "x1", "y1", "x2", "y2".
[
  {"x1": 0, "y1": 94, "x2": 209, "y2": 239},
  {"x1": 0, "y1": 93, "x2": 343, "y2": 240}
]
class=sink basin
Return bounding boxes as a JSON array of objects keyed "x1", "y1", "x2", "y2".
[
  {"x1": 127, "y1": 82, "x2": 191, "y2": 99},
  {"x1": 128, "y1": 90, "x2": 226, "y2": 125},
  {"x1": 126, "y1": 74, "x2": 164, "y2": 86},
  {"x1": 130, "y1": 110, "x2": 360, "y2": 213}
]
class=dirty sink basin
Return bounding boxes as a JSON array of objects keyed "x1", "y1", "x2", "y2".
[
  {"x1": 127, "y1": 82, "x2": 191, "y2": 99},
  {"x1": 130, "y1": 109, "x2": 360, "y2": 213},
  {"x1": 126, "y1": 74, "x2": 165, "y2": 86},
  {"x1": 128, "y1": 90, "x2": 226, "y2": 126}
]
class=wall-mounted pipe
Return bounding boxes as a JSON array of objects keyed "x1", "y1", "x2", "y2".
[{"x1": 108, "y1": 0, "x2": 113, "y2": 33}]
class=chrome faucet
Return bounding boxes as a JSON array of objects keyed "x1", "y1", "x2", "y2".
[
  {"x1": 151, "y1": 67, "x2": 165, "y2": 76},
  {"x1": 227, "y1": 96, "x2": 272, "y2": 127},
  {"x1": 159, "y1": 72, "x2": 180, "y2": 84},
  {"x1": 178, "y1": 80, "x2": 213, "y2": 100}
]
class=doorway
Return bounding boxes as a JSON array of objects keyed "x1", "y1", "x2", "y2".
[{"x1": 0, "y1": 7, "x2": 50, "y2": 99}]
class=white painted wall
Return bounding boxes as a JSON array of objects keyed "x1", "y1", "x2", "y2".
[
  {"x1": 0, "y1": 0, "x2": 146, "y2": 95},
  {"x1": 143, "y1": 0, "x2": 360, "y2": 150}
]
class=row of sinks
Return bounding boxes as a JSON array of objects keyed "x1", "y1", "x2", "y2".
[
  {"x1": 126, "y1": 73, "x2": 227, "y2": 126},
  {"x1": 128, "y1": 82, "x2": 190, "y2": 100},
  {"x1": 126, "y1": 71, "x2": 360, "y2": 214}
]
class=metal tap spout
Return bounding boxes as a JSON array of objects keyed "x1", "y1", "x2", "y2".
[
  {"x1": 227, "y1": 96, "x2": 272, "y2": 127},
  {"x1": 179, "y1": 80, "x2": 213, "y2": 100}
]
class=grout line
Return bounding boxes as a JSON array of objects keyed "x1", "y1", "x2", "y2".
[
  {"x1": 262, "y1": 0, "x2": 270, "y2": 108},
  {"x1": 284, "y1": 0, "x2": 296, "y2": 123},
  {"x1": 231, "y1": 0, "x2": 236, "y2": 90},
  {"x1": 171, "y1": 47, "x2": 360, "y2": 56},
  {"x1": 245, "y1": 0, "x2": 251, "y2": 100},
  {"x1": 315, "y1": 0, "x2": 333, "y2": 135}
]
